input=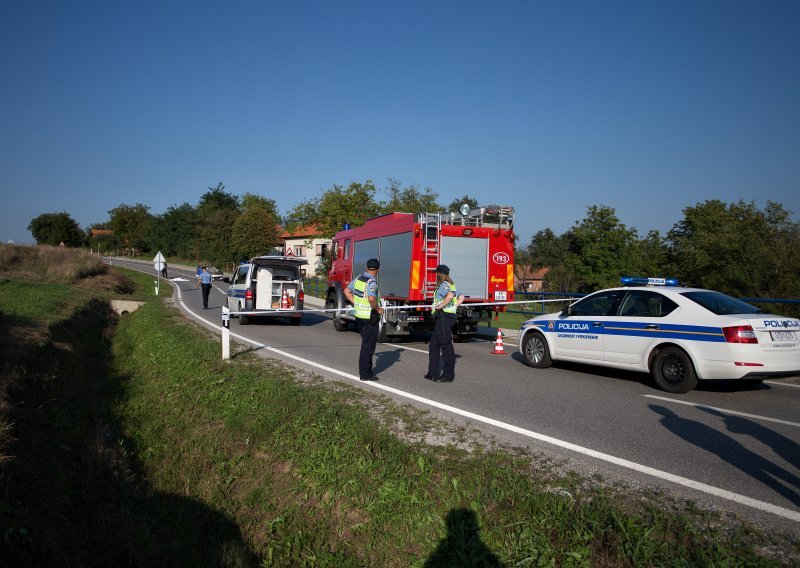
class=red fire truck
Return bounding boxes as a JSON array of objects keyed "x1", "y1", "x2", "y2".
[{"x1": 325, "y1": 205, "x2": 515, "y2": 341}]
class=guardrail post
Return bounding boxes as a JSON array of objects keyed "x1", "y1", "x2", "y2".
[{"x1": 222, "y1": 306, "x2": 230, "y2": 360}]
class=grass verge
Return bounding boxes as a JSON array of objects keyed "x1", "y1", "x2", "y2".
[{"x1": 106, "y1": 301, "x2": 796, "y2": 566}]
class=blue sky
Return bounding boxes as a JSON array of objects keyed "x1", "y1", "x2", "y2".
[{"x1": 2, "y1": 1, "x2": 798, "y2": 247}]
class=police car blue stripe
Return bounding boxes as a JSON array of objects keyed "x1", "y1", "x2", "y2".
[
  {"x1": 526, "y1": 320, "x2": 726, "y2": 343},
  {"x1": 604, "y1": 323, "x2": 725, "y2": 343}
]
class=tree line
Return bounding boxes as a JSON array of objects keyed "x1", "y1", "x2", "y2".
[
  {"x1": 27, "y1": 180, "x2": 476, "y2": 270},
  {"x1": 521, "y1": 201, "x2": 800, "y2": 315},
  {"x1": 26, "y1": 182, "x2": 800, "y2": 306}
]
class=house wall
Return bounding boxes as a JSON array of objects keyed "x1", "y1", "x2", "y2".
[{"x1": 282, "y1": 237, "x2": 331, "y2": 276}]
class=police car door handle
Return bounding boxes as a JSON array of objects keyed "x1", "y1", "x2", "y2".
[
  {"x1": 592, "y1": 322, "x2": 603, "y2": 327},
  {"x1": 646, "y1": 324, "x2": 660, "y2": 330}
]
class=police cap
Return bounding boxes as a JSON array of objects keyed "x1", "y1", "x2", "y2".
[
  {"x1": 435, "y1": 264, "x2": 450, "y2": 275},
  {"x1": 366, "y1": 258, "x2": 380, "y2": 269}
]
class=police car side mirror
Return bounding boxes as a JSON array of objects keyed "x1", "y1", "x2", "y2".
[
  {"x1": 561, "y1": 306, "x2": 572, "y2": 317},
  {"x1": 223, "y1": 277, "x2": 230, "y2": 283}
]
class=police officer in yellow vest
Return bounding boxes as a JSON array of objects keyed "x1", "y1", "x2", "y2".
[
  {"x1": 343, "y1": 258, "x2": 384, "y2": 381},
  {"x1": 426, "y1": 264, "x2": 465, "y2": 382}
]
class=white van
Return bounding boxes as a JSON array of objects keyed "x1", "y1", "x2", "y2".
[{"x1": 227, "y1": 255, "x2": 307, "y2": 325}]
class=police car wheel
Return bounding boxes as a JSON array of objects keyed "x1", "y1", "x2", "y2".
[
  {"x1": 522, "y1": 332, "x2": 552, "y2": 369},
  {"x1": 652, "y1": 347, "x2": 697, "y2": 393}
]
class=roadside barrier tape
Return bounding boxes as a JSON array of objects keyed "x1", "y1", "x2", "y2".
[
  {"x1": 225, "y1": 297, "x2": 575, "y2": 317},
  {"x1": 102, "y1": 258, "x2": 572, "y2": 316}
]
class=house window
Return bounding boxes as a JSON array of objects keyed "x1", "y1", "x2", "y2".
[
  {"x1": 315, "y1": 243, "x2": 329, "y2": 256},
  {"x1": 294, "y1": 246, "x2": 304, "y2": 257}
]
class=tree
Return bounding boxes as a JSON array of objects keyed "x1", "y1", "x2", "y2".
[
  {"x1": 240, "y1": 193, "x2": 279, "y2": 218},
  {"x1": 197, "y1": 182, "x2": 240, "y2": 216},
  {"x1": 231, "y1": 200, "x2": 280, "y2": 261},
  {"x1": 28, "y1": 212, "x2": 84, "y2": 246},
  {"x1": 145, "y1": 203, "x2": 199, "y2": 258},
  {"x1": 526, "y1": 228, "x2": 575, "y2": 292},
  {"x1": 668, "y1": 200, "x2": 800, "y2": 301},
  {"x1": 564, "y1": 205, "x2": 644, "y2": 291},
  {"x1": 444, "y1": 195, "x2": 480, "y2": 214},
  {"x1": 196, "y1": 183, "x2": 241, "y2": 265},
  {"x1": 635, "y1": 230, "x2": 670, "y2": 279},
  {"x1": 381, "y1": 178, "x2": 440, "y2": 214},
  {"x1": 108, "y1": 203, "x2": 153, "y2": 253},
  {"x1": 284, "y1": 181, "x2": 382, "y2": 237}
]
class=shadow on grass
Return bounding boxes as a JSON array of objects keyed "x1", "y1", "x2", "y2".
[
  {"x1": 424, "y1": 508, "x2": 505, "y2": 567},
  {"x1": 0, "y1": 300, "x2": 259, "y2": 567}
]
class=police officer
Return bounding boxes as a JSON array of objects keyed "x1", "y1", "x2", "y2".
[
  {"x1": 343, "y1": 258, "x2": 384, "y2": 381},
  {"x1": 426, "y1": 264, "x2": 465, "y2": 382},
  {"x1": 200, "y1": 265, "x2": 213, "y2": 309}
]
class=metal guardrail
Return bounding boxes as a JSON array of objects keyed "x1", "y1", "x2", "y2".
[{"x1": 506, "y1": 291, "x2": 800, "y2": 317}]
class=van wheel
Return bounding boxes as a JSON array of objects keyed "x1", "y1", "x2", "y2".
[
  {"x1": 522, "y1": 332, "x2": 551, "y2": 368},
  {"x1": 652, "y1": 347, "x2": 697, "y2": 393},
  {"x1": 239, "y1": 302, "x2": 249, "y2": 325}
]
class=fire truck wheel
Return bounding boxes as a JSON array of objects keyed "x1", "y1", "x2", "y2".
[
  {"x1": 377, "y1": 319, "x2": 389, "y2": 343},
  {"x1": 327, "y1": 293, "x2": 348, "y2": 331}
]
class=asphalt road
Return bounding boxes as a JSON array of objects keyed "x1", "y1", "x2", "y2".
[{"x1": 112, "y1": 258, "x2": 800, "y2": 536}]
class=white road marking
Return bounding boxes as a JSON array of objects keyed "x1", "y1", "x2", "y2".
[
  {"x1": 387, "y1": 344, "x2": 428, "y2": 354},
  {"x1": 643, "y1": 395, "x2": 800, "y2": 428},
  {"x1": 171, "y1": 286, "x2": 800, "y2": 523}
]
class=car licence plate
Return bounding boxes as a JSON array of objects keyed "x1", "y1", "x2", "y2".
[
  {"x1": 770, "y1": 331, "x2": 796, "y2": 341},
  {"x1": 494, "y1": 291, "x2": 507, "y2": 301}
]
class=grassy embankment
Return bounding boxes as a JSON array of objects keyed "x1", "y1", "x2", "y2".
[{"x1": 1, "y1": 244, "x2": 797, "y2": 566}]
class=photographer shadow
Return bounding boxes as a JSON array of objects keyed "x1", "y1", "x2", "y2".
[{"x1": 424, "y1": 508, "x2": 504, "y2": 567}]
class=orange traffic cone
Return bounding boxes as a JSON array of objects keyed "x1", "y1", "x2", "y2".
[
  {"x1": 281, "y1": 289, "x2": 290, "y2": 308},
  {"x1": 491, "y1": 329, "x2": 506, "y2": 354}
]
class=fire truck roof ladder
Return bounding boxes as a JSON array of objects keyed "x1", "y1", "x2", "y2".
[{"x1": 421, "y1": 212, "x2": 441, "y2": 299}]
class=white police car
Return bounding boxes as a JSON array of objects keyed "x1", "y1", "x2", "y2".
[{"x1": 518, "y1": 277, "x2": 800, "y2": 393}]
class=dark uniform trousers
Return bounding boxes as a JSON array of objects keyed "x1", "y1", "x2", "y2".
[
  {"x1": 357, "y1": 317, "x2": 379, "y2": 378},
  {"x1": 428, "y1": 315, "x2": 456, "y2": 379},
  {"x1": 201, "y1": 283, "x2": 212, "y2": 308}
]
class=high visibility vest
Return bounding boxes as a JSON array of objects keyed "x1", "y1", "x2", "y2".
[
  {"x1": 353, "y1": 274, "x2": 380, "y2": 319},
  {"x1": 434, "y1": 281, "x2": 458, "y2": 315}
]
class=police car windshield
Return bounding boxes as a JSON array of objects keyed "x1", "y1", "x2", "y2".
[{"x1": 681, "y1": 291, "x2": 761, "y2": 315}]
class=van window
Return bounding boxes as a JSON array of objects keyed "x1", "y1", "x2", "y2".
[{"x1": 233, "y1": 265, "x2": 249, "y2": 285}]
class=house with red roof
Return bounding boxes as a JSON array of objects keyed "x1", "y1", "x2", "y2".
[{"x1": 278, "y1": 225, "x2": 331, "y2": 276}]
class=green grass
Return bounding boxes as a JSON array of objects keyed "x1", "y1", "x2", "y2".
[
  {"x1": 483, "y1": 304, "x2": 565, "y2": 330},
  {"x1": 106, "y1": 302, "x2": 794, "y2": 566},
  {"x1": 0, "y1": 280, "x2": 92, "y2": 324}
]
